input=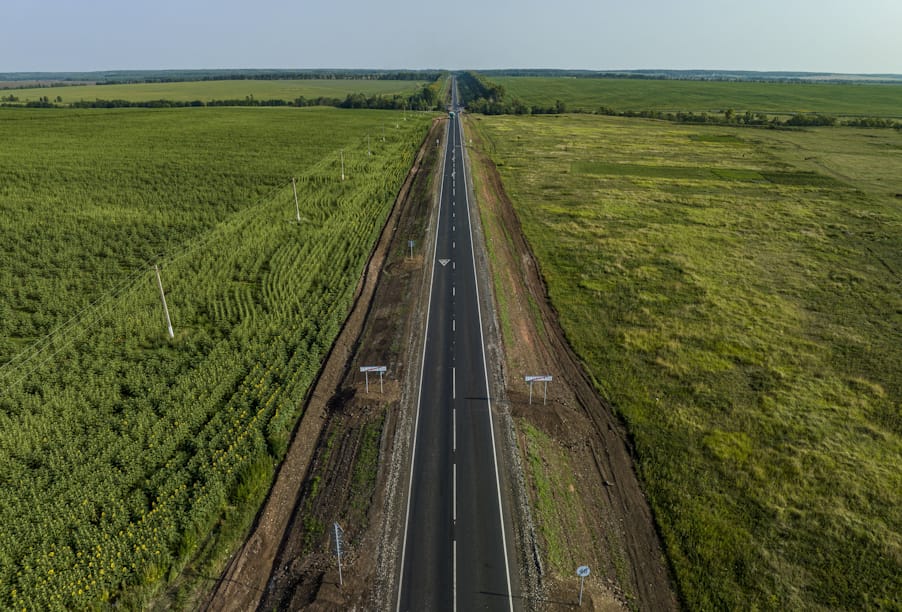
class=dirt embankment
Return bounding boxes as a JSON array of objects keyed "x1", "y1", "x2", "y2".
[
  {"x1": 463, "y1": 116, "x2": 678, "y2": 611},
  {"x1": 203, "y1": 118, "x2": 446, "y2": 611}
]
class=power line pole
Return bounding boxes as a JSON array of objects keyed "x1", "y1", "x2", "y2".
[
  {"x1": 154, "y1": 264, "x2": 174, "y2": 339},
  {"x1": 292, "y1": 177, "x2": 301, "y2": 222}
]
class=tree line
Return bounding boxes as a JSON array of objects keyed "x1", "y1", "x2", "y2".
[{"x1": 1, "y1": 79, "x2": 448, "y2": 111}]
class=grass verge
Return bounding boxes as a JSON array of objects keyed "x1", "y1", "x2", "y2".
[{"x1": 474, "y1": 113, "x2": 902, "y2": 610}]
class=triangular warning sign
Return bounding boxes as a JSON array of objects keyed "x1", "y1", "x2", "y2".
[{"x1": 439, "y1": 259, "x2": 450, "y2": 267}]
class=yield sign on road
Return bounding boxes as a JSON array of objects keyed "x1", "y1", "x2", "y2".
[{"x1": 439, "y1": 259, "x2": 451, "y2": 267}]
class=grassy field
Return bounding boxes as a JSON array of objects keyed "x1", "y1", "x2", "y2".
[
  {"x1": 6, "y1": 79, "x2": 425, "y2": 104},
  {"x1": 469, "y1": 113, "x2": 902, "y2": 609},
  {"x1": 0, "y1": 106, "x2": 432, "y2": 609},
  {"x1": 494, "y1": 76, "x2": 902, "y2": 117}
]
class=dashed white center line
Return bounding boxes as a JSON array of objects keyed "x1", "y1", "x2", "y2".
[
  {"x1": 453, "y1": 408, "x2": 457, "y2": 451},
  {"x1": 452, "y1": 366, "x2": 456, "y2": 399}
]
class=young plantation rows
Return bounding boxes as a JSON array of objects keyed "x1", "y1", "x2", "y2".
[{"x1": 0, "y1": 107, "x2": 431, "y2": 608}]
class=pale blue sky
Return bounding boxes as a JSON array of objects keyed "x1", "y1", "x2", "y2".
[{"x1": 2, "y1": 0, "x2": 900, "y2": 73}]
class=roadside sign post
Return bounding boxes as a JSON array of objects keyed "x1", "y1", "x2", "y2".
[
  {"x1": 333, "y1": 522, "x2": 344, "y2": 587},
  {"x1": 524, "y1": 375, "x2": 553, "y2": 405},
  {"x1": 360, "y1": 366, "x2": 387, "y2": 394},
  {"x1": 577, "y1": 565, "x2": 590, "y2": 606}
]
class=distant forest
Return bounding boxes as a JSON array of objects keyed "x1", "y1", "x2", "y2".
[
  {"x1": 478, "y1": 68, "x2": 902, "y2": 85},
  {"x1": 0, "y1": 69, "x2": 443, "y2": 87}
]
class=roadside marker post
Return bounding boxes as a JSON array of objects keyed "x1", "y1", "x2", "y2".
[
  {"x1": 334, "y1": 523, "x2": 344, "y2": 587},
  {"x1": 360, "y1": 365, "x2": 387, "y2": 394},
  {"x1": 408, "y1": 239, "x2": 415, "y2": 258},
  {"x1": 577, "y1": 565, "x2": 590, "y2": 606},
  {"x1": 525, "y1": 375, "x2": 553, "y2": 405}
]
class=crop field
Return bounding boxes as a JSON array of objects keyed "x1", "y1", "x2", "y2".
[
  {"x1": 6, "y1": 78, "x2": 426, "y2": 104},
  {"x1": 0, "y1": 106, "x2": 431, "y2": 608},
  {"x1": 469, "y1": 113, "x2": 901, "y2": 609},
  {"x1": 493, "y1": 76, "x2": 902, "y2": 117}
]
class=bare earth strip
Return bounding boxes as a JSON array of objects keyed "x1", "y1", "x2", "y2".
[{"x1": 463, "y1": 116, "x2": 677, "y2": 611}]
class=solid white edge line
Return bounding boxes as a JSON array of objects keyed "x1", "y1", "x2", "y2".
[
  {"x1": 458, "y1": 109, "x2": 516, "y2": 612},
  {"x1": 395, "y1": 109, "x2": 451, "y2": 612}
]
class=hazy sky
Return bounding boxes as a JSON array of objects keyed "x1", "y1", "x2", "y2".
[{"x1": 3, "y1": 0, "x2": 900, "y2": 74}]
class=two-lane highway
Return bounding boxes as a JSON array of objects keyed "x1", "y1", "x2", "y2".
[{"x1": 397, "y1": 78, "x2": 516, "y2": 611}]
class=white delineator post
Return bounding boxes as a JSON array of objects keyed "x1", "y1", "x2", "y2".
[
  {"x1": 333, "y1": 523, "x2": 344, "y2": 587},
  {"x1": 340, "y1": 149, "x2": 345, "y2": 181},
  {"x1": 154, "y1": 264, "x2": 174, "y2": 339}
]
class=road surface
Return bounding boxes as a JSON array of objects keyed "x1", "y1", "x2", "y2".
[{"x1": 396, "y1": 78, "x2": 517, "y2": 611}]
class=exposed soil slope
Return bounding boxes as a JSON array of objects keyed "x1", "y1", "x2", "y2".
[{"x1": 463, "y1": 116, "x2": 677, "y2": 611}]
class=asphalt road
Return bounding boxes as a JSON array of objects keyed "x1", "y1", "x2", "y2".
[{"x1": 396, "y1": 79, "x2": 516, "y2": 612}]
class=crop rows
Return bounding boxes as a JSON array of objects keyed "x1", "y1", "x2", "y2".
[{"x1": 0, "y1": 108, "x2": 430, "y2": 608}]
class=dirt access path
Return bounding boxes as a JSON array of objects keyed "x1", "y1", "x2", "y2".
[{"x1": 462, "y1": 115, "x2": 678, "y2": 611}]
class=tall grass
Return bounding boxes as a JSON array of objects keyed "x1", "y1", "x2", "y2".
[
  {"x1": 472, "y1": 113, "x2": 902, "y2": 609},
  {"x1": 494, "y1": 76, "x2": 902, "y2": 118}
]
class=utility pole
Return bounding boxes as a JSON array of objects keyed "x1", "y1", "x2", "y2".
[
  {"x1": 154, "y1": 264, "x2": 174, "y2": 339},
  {"x1": 292, "y1": 177, "x2": 300, "y2": 222}
]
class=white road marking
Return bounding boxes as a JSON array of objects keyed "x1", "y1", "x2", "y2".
[
  {"x1": 452, "y1": 366, "x2": 456, "y2": 399},
  {"x1": 453, "y1": 408, "x2": 457, "y2": 451},
  {"x1": 453, "y1": 540, "x2": 458, "y2": 612}
]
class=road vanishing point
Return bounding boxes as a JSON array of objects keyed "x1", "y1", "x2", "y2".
[{"x1": 396, "y1": 78, "x2": 518, "y2": 611}]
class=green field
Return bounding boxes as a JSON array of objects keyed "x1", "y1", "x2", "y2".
[
  {"x1": 0, "y1": 106, "x2": 432, "y2": 608},
  {"x1": 6, "y1": 78, "x2": 425, "y2": 104},
  {"x1": 469, "y1": 113, "x2": 902, "y2": 609},
  {"x1": 493, "y1": 76, "x2": 902, "y2": 117}
]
